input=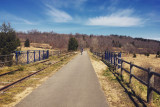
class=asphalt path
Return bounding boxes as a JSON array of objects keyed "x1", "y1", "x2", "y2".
[{"x1": 15, "y1": 51, "x2": 108, "y2": 107}]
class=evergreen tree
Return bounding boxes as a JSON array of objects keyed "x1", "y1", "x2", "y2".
[
  {"x1": 24, "y1": 39, "x2": 30, "y2": 47},
  {"x1": 68, "y1": 37, "x2": 78, "y2": 51},
  {"x1": 0, "y1": 22, "x2": 20, "y2": 55}
]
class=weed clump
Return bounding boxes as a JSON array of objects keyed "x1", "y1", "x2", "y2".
[
  {"x1": 133, "y1": 53, "x2": 136, "y2": 58},
  {"x1": 18, "y1": 65, "x2": 24, "y2": 71}
]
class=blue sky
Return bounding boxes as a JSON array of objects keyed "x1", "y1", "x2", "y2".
[{"x1": 0, "y1": 0, "x2": 160, "y2": 40}]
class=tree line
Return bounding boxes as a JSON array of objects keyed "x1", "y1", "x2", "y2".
[
  {"x1": 1, "y1": 23, "x2": 160, "y2": 55},
  {"x1": 0, "y1": 23, "x2": 78, "y2": 56},
  {"x1": 17, "y1": 31, "x2": 160, "y2": 54}
]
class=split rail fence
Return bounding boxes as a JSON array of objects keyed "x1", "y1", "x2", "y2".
[{"x1": 93, "y1": 51, "x2": 160, "y2": 103}]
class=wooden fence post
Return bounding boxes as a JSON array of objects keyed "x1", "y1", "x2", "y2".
[
  {"x1": 102, "y1": 54, "x2": 104, "y2": 61},
  {"x1": 109, "y1": 52, "x2": 110, "y2": 63},
  {"x1": 118, "y1": 52, "x2": 121, "y2": 69},
  {"x1": 105, "y1": 51, "x2": 107, "y2": 60},
  {"x1": 27, "y1": 51, "x2": 29, "y2": 64},
  {"x1": 39, "y1": 50, "x2": 41, "y2": 61},
  {"x1": 43, "y1": 50, "x2": 44, "y2": 60},
  {"x1": 115, "y1": 54, "x2": 118, "y2": 72},
  {"x1": 34, "y1": 50, "x2": 36, "y2": 62},
  {"x1": 129, "y1": 62, "x2": 134, "y2": 84},
  {"x1": 121, "y1": 60, "x2": 124, "y2": 80},
  {"x1": 147, "y1": 67, "x2": 154, "y2": 103},
  {"x1": 111, "y1": 52, "x2": 113, "y2": 64},
  {"x1": 47, "y1": 50, "x2": 49, "y2": 58},
  {"x1": 15, "y1": 51, "x2": 18, "y2": 65},
  {"x1": 114, "y1": 53, "x2": 116, "y2": 66}
]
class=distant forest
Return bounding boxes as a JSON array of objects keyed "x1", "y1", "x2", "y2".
[{"x1": 17, "y1": 30, "x2": 160, "y2": 54}]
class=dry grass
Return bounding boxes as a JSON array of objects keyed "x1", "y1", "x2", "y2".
[
  {"x1": 18, "y1": 42, "x2": 57, "y2": 51},
  {"x1": 20, "y1": 42, "x2": 52, "y2": 50},
  {"x1": 120, "y1": 53, "x2": 160, "y2": 106},
  {"x1": 89, "y1": 51, "x2": 160, "y2": 107},
  {"x1": 122, "y1": 53, "x2": 160, "y2": 73},
  {"x1": 19, "y1": 46, "x2": 55, "y2": 51},
  {"x1": 122, "y1": 53, "x2": 160, "y2": 91}
]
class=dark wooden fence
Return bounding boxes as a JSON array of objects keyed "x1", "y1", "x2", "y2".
[
  {"x1": 0, "y1": 54, "x2": 14, "y2": 67},
  {"x1": 93, "y1": 51, "x2": 160, "y2": 103}
]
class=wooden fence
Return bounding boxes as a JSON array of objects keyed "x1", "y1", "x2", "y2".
[
  {"x1": 93, "y1": 51, "x2": 160, "y2": 103},
  {"x1": 0, "y1": 54, "x2": 14, "y2": 67}
]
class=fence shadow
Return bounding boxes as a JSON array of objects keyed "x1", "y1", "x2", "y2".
[{"x1": 102, "y1": 60, "x2": 147, "y2": 107}]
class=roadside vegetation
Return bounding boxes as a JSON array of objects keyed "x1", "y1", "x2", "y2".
[
  {"x1": 89, "y1": 51, "x2": 160, "y2": 107},
  {"x1": 88, "y1": 51, "x2": 134, "y2": 107},
  {"x1": 122, "y1": 53, "x2": 160, "y2": 106},
  {"x1": 0, "y1": 52, "x2": 77, "y2": 107}
]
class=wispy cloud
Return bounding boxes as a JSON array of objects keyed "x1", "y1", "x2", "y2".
[
  {"x1": 0, "y1": 11, "x2": 34, "y2": 25},
  {"x1": 43, "y1": 0, "x2": 87, "y2": 9},
  {"x1": 87, "y1": 9, "x2": 144, "y2": 27},
  {"x1": 45, "y1": 4, "x2": 72, "y2": 22},
  {"x1": 107, "y1": 0, "x2": 120, "y2": 11}
]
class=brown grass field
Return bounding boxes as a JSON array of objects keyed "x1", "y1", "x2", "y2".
[
  {"x1": 121, "y1": 53, "x2": 160, "y2": 106},
  {"x1": 19, "y1": 43, "x2": 54, "y2": 51},
  {"x1": 122, "y1": 53, "x2": 160, "y2": 73}
]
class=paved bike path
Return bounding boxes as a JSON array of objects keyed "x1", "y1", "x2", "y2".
[{"x1": 16, "y1": 51, "x2": 108, "y2": 107}]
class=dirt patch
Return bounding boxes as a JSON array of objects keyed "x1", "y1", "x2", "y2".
[{"x1": 89, "y1": 54, "x2": 134, "y2": 107}]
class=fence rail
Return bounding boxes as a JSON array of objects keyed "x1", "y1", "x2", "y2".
[
  {"x1": 0, "y1": 50, "x2": 68, "y2": 68},
  {"x1": 0, "y1": 54, "x2": 15, "y2": 67},
  {"x1": 93, "y1": 51, "x2": 160, "y2": 103}
]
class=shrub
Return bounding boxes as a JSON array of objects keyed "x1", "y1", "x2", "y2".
[
  {"x1": 144, "y1": 53, "x2": 150, "y2": 57},
  {"x1": 157, "y1": 51, "x2": 160, "y2": 56},
  {"x1": 133, "y1": 53, "x2": 136, "y2": 58},
  {"x1": 156, "y1": 51, "x2": 160, "y2": 58}
]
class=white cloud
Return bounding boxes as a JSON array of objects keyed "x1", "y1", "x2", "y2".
[
  {"x1": 147, "y1": 37, "x2": 160, "y2": 41},
  {"x1": 45, "y1": 4, "x2": 72, "y2": 22},
  {"x1": 0, "y1": 11, "x2": 34, "y2": 25},
  {"x1": 87, "y1": 9, "x2": 144, "y2": 27},
  {"x1": 43, "y1": 0, "x2": 87, "y2": 9}
]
